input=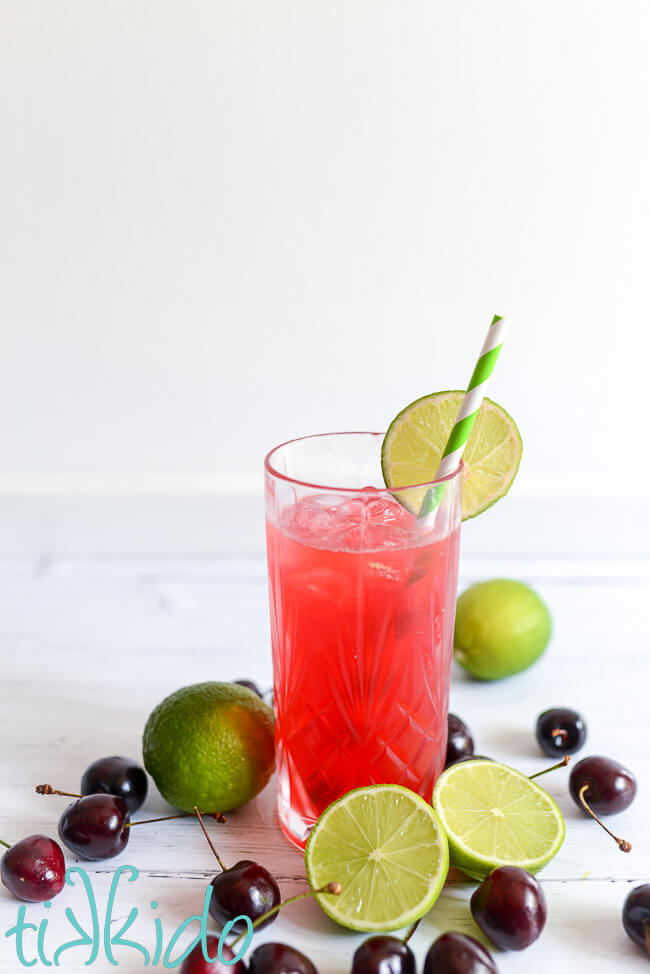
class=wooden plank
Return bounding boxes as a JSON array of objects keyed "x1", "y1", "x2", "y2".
[
  {"x1": 1, "y1": 556, "x2": 649, "y2": 971},
  {"x1": 1, "y1": 869, "x2": 647, "y2": 971}
]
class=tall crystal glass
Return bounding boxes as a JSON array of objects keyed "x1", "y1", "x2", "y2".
[{"x1": 264, "y1": 432, "x2": 462, "y2": 848}]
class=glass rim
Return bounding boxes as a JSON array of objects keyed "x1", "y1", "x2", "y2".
[{"x1": 264, "y1": 431, "x2": 463, "y2": 493}]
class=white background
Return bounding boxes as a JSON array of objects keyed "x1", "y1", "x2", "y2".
[
  {"x1": 2, "y1": 10, "x2": 650, "y2": 972},
  {"x1": 2, "y1": 1, "x2": 650, "y2": 555}
]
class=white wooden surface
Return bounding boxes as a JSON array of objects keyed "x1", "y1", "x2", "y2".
[{"x1": 1, "y1": 552, "x2": 649, "y2": 972}]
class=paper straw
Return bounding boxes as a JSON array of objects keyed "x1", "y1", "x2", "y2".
[{"x1": 417, "y1": 314, "x2": 510, "y2": 525}]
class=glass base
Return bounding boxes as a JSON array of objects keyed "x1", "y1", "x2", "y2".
[{"x1": 277, "y1": 790, "x2": 314, "y2": 850}]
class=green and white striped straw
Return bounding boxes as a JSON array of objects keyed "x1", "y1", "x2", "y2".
[{"x1": 417, "y1": 313, "x2": 510, "y2": 525}]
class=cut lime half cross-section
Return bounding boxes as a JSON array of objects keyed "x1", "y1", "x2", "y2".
[
  {"x1": 305, "y1": 784, "x2": 449, "y2": 932},
  {"x1": 382, "y1": 391, "x2": 522, "y2": 519},
  {"x1": 432, "y1": 759, "x2": 565, "y2": 880}
]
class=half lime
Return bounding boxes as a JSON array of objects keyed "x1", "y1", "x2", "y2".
[
  {"x1": 432, "y1": 759, "x2": 565, "y2": 880},
  {"x1": 305, "y1": 784, "x2": 449, "y2": 932},
  {"x1": 382, "y1": 391, "x2": 522, "y2": 519}
]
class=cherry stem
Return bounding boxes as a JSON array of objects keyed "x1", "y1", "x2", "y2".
[
  {"x1": 0, "y1": 839, "x2": 11, "y2": 849},
  {"x1": 578, "y1": 784, "x2": 631, "y2": 852},
  {"x1": 127, "y1": 813, "x2": 206, "y2": 828},
  {"x1": 528, "y1": 756, "x2": 570, "y2": 779},
  {"x1": 403, "y1": 918, "x2": 421, "y2": 944},
  {"x1": 229, "y1": 882, "x2": 343, "y2": 951},
  {"x1": 193, "y1": 807, "x2": 227, "y2": 871},
  {"x1": 35, "y1": 785, "x2": 83, "y2": 798}
]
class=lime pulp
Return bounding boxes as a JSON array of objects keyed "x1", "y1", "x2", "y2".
[
  {"x1": 381, "y1": 391, "x2": 522, "y2": 520},
  {"x1": 432, "y1": 759, "x2": 565, "y2": 880},
  {"x1": 305, "y1": 784, "x2": 449, "y2": 932}
]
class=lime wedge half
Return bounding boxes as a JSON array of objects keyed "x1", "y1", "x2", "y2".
[
  {"x1": 305, "y1": 784, "x2": 449, "y2": 932},
  {"x1": 381, "y1": 391, "x2": 522, "y2": 519},
  {"x1": 432, "y1": 759, "x2": 565, "y2": 880}
]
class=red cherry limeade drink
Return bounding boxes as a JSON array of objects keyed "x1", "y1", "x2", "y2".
[{"x1": 266, "y1": 490, "x2": 460, "y2": 849}]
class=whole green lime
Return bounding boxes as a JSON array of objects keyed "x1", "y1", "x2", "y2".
[
  {"x1": 454, "y1": 579, "x2": 552, "y2": 680},
  {"x1": 142, "y1": 682, "x2": 275, "y2": 813}
]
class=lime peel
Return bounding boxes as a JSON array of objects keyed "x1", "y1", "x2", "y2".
[
  {"x1": 142, "y1": 682, "x2": 275, "y2": 813},
  {"x1": 305, "y1": 784, "x2": 449, "y2": 932},
  {"x1": 432, "y1": 759, "x2": 565, "y2": 881},
  {"x1": 381, "y1": 391, "x2": 522, "y2": 520},
  {"x1": 454, "y1": 579, "x2": 552, "y2": 680}
]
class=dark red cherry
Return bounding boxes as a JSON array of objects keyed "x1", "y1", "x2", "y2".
[
  {"x1": 351, "y1": 935, "x2": 415, "y2": 974},
  {"x1": 536, "y1": 708, "x2": 586, "y2": 757},
  {"x1": 445, "y1": 714, "x2": 475, "y2": 767},
  {"x1": 569, "y1": 756, "x2": 636, "y2": 816},
  {"x1": 423, "y1": 932, "x2": 498, "y2": 973},
  {"x1": 192, "y1": 807, "x2": 280, "y2": 933},
  {"x1": 58, "y1": 794, "x2": 129, "y2": 860},
  {"x1": 234, "y1": 679, "x2": 263, "y2": 698},
  {"x1": 210, "y1": 860, "x2": 280, "y2": 931},
  {"x1": 248, "y1": 943, "x2": 317, "y2": 974},
  {"x1": 81, "y1": 756, "x2": 148, "y2": 814},
  {"x1": 0, "y1": 835, "x2": 66, "y2": 902},
  {"x1": 622, "y1": 884, "x2": 650, "y2": 958},
  {"x1": 471, "y1": 866, "x2": 546, "y2": 951},
  {"x1": 180, "y1": 934, "x2": 247, "y2": 973}
]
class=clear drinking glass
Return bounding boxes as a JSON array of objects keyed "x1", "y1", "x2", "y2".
[{"x1": 264, "y1": 432, "x2": 462, "y2": 848}]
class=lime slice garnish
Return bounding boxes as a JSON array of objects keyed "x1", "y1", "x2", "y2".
[
  {"x1": 381, "y1": 391, "x2": 522, "y2": 519},
  {"x1": 304, "y1": 784, "x2": 449, "y2": 932},
  {"x1": 432, "y1": 759, "x2": 565, "y2": 880}
]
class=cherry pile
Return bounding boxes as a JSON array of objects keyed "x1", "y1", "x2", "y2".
[
  {"x1": 534, "y1": 707, "x2": 637, "y2": 854},
  {"x1": 35, "y1": 752, "x2": 163, "y2": 862},
  {"x1": 0, "y1": 834, "x2": 65, "y2": 903},
  {"x1": 536, "y1": 707, "x2": 586, "y2": 757},
  {"x1": 247, "y1": 944, "x2": 318, "y2": 974},
  {"x1": 1, "y1": 754, "x2": 149, "y2": 903},
  {"x1": 569, "y1": 755, "x2": 636, "y2": 817},
  {"x1": 81, "y1": 754, "x2": 148, "y2": 813},
  {"x1": 434, "y1": 705, "x2": 639, "y2": 961},
  {"x1": 58, "y1": 793, "x2": 130, "y2": 860},
  {"x1": 445, "y1": 713, "x2": 475, "y2": 767},
  {"x1": 1, "y1": 686, "x2": 643, "y2": 969},
  {"x1": 211, "y1": 859, "x2": 280, "y2": 931},
  {"x1": 181, "y1": 935, "x2": 247, "y2": 974},
  {"x1": 180, "y1": 936, "x2": 322, "y2": 974},
  {"x1": 234, "y1": 679, "x2": 273, "y2": 708},
  {"x1": 471, "y1": 866, "x2": 546, "y2": 951},
  {"x1": 445, "y1": 713, "x2": 494, "y2": 766},
  {"x1": 424, "y1": 933, "x2": 497, "y2": 973},
  {"x1": 623, "y1": 884, "x2": 650, "y2": 960},
  {"x1": 179, "y1": 874, "x2": 342, "y2": 973},
  {"x1": 194, "y1": 807, "x2": 281, "y2": 931},
  {"x1": 351, "y1": 930, "x2": 417, "y2": 974}
]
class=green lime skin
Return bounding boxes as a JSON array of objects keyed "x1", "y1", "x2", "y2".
[
  {"x1": 454, "y1": 579, "x2": 552, "y2": 680},
  {"x1": 142, "y1": 682, "x2": 275, "y2": 813}
]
